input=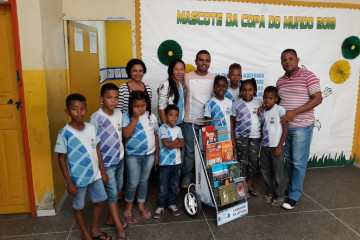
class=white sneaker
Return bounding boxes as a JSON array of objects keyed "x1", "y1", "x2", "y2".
[
  {"x1": 153, "y1": 207, "x2": 164, "y2": 219},
  {"x1": 169, "y1": 205, "x2": 181, "y2": 216}
]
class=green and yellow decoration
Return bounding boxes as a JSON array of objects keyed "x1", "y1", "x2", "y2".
[
  {"x1": 329, "y1": 60, "x2": 351, "y2": 84},
  {"x1": 157, "y1": 40, "x2": 183, "y2": 66},
  {"x1": 185, "y1": 64, "x2": 196, "y2": 73},
  {"x1": 341, "y1": 36, "x2": 360, "y2": 60}
]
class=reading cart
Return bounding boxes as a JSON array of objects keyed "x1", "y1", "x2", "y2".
[{"x1": 183, "y1": 121, "x2": 248, "y2": 226}]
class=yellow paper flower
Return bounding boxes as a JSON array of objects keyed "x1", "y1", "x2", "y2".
[
  {"x1": 329, "y1": 60, "x2": 351, "y2": 84},
  {"x1": 185, "y1": 64, "x2": 196, "y2": 73}
]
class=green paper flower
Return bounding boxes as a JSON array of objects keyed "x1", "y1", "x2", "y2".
[
  {"x1": 341, "y1": 36, "x2": 360, "y2": 59},
  {"x1": 157, "y1": 40, "x2": 183, "y2": 66},
  {"x1": 329, "y1": 60, "x2": 351, "y2": 84}
]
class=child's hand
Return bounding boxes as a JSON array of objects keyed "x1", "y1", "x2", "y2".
[
  {"x1": 155, "y1": 154, "x2": 159, "y2": 166},
  {"x1": 132, "y1": 108, "x2": 141, "y2": 119},
  {"x1": 67, "y1": 182, "x2": 78, "y2": 196},
  {"x1": 101, "y1": 171, "x2": 109, "y2": 184},
  {"x1": 273, "y1": 146, "x2": 282, "y2": 157},
  {"x1": 257, "y1": 106, "x2": 265, "y2": 116}
]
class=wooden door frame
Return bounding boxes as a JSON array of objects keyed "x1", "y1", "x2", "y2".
[{"x1": 0, "y1": 0, "x2": 35, "y2": 216}]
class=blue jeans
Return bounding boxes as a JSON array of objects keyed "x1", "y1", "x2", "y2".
[
  {"x1": 182, "y1": 122, "x2": 201, "y2": 179},
  {"x1": 157, "y1": 164, "x2": 182, "y2": 208},
  {"x1": 104, "y1": 160, "x2": 124, "y2": 203},
  {"x1": 285, "y1": 124, "x2": 314, "y2": 201},
  {"x1": 125, "y1": 153, "x2": 155, "y2": 203},
  {"x1": 73, "y1": 179, "x2": 107, "y2": 210}
]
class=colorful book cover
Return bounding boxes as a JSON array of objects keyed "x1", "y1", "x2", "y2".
[
  {"x1": 219, "y1": 177, "x2": 234, "y2": 186},
  {"x1": 206, "y1": 146, "x2": 222, "y2": 168},
  {"x1": 201, "y1": 126, "x2": 216, "y2": 150},
  {"x1": 233, "y1": 177, "x2": 247, "y2": 201},
  {"x1": 219, "y1": 182, "x2": 237, "y2": 206},
  {"x1": 227, "y1": 161, "x2": 241, "y2": 179},
  {"x1": 216, "y1": 125, "x2": 229, "y2": 142},
  {"x1": 221, "y1": 140, "x2": 234, "y2": 162}
]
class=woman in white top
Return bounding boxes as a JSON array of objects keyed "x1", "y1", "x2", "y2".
[{"x1": 158, "y1": 59, "x2": 185, "y2": 125}]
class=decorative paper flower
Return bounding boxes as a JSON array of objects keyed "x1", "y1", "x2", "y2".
[
  {"x1": 185, "y1": 64, "x2": 196, "y2": 73},
  {"x1": 157, "y1": 40, "x2": 183, "y2": 66},
  {"x1": 329, "y1": 60, "x2": 351, "y2": 84},
  {"x1": 341, "y1": 36, "x2": 360, "y2": 59}
]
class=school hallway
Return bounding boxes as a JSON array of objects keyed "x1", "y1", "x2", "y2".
[{"x1": 0, "y1": 166, "x2": 359, "y2": 240}]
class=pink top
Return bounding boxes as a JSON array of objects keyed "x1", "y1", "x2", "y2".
[
  {"x1": 276, "y1": 68, "x2": 321, "y2": 128},
  {"x1": 183, "y1": 71, "x2": 215, "y2": 124}
]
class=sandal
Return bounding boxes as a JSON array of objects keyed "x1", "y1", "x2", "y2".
[
  {"x1": 116, "y1": 233, "x2": 128, "y2": 240},
  {"x1": 140, "y1": 210, "x2": 151, "y2": 219},
  {"x1": 264, "y1": 195, "x2": 273, "y2": 204},
  {"x1": 248, "y1": 189, "x2": 259, "y2": 197},
  {"x1": 105, "y1": 220, "x2": 128, "y2": 229},
  {"x1": 271, "y1": 199, "x2": 284, "y2": 207},
  {"x1": 92, "y1": 232, "x2": 112, "y2": 240},
  {"x1": 124, "y1": 215, "x2": 137, "y2": 225}
]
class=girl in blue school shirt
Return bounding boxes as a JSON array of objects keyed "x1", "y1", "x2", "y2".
[{"x1": 122, "y1": 91, "x2": 159, "y2": 225}]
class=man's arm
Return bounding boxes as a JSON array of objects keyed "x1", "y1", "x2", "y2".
[{"x1": 280, "y1": 92, "x2": 322, "y2": 124}]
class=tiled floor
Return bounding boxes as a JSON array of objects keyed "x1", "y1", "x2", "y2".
[{"x1": 1, "y1": 166, "x2": 360, "y2": 240}]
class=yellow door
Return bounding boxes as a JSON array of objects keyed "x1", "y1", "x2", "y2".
[
  {"x1": 0, "y1": 5, "x2": 30, "y2": 214},
  {"x1": 68, "y1": 21, "x2": 100, "y2": 121}
]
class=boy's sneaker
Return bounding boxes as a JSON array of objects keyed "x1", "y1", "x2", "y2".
[
  {"x1": 153, "y1": 207, "x2": 164, "y2": 219},
  {"x1": 169, "y1": 205, "x2": 181, "y2": 216},
  {"x1": 282, "y1": 198, "x2": 297, "y2": 210},
  {"x1": 181, "y1": 176, "x2": 191, "y2": 188}
]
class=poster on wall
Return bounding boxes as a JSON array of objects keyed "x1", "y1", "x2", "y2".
[{"x1": 138, "y1": 0, "x2": 360, "y2": 166}]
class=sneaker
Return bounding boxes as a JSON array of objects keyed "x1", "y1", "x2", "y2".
[
  {"x1": 285, "y1": 189, "x2": 289, "y2": 197},
  {"x1": 169, "y1": 205, "x2": 181, "y2": 216},
  {"x1": 153, "y1": 207, "x2": 164, "y2": 219},
  {"x1": 181, "y1": 176, "x2": 191, "y2": 188},
  {"x1": 282, "y1": 198, "x2": 297, "y2": 210}
]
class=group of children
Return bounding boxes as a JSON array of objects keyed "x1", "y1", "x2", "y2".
[{"x1": 55, "y1": 63, "x2": 287, "y2": 240}]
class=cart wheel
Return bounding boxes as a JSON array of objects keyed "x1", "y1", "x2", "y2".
[{"x1": 184, "y1": 189, "x2": 202, "y2": 218}]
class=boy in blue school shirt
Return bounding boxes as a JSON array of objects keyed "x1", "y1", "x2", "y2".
[
  {"x1": 55, "y1": 93, "x2": 111, "y2": 240},
  {"x1": 153, "y1": 104, "x2": 185, "y2": 218}
]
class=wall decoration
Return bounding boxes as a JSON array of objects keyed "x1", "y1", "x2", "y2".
[
  {"x1": 157, "y1": 40, "x2": 183, "y2": 66},
  {"x1": 341, "y1": 36, "x2": 360, "y2": 60},
  {"x1": 330, "y1": 60, "x2": 351, "y2": 84}
]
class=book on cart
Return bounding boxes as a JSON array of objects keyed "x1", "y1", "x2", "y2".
[
  {"x1": 205, "y1": 143, "x2": 222, "y2": 167},
  {"x1": 215, "y1": 125, "x2": 229, "y2": 142},
  {"x1": 233, "y1": 177, "x2": 247, "y2": 201},
  {"x1": 219, "y1": 176, "x2": 234, "y2": 186},
  {"x1": 221, "y1": 140, "x2": 233, "y2": 162},
  {"x1": 200, "y1": 125, "x2": 216, "y2": 150},
  {"x1": 227, "y1": 161, "x2": 241, "y2": 179},
  {"x1": 208, "y1": 163, "x2": 229, "y2": 188},
  {"x1": 219, "y1": 182, "x2": 237, "y2": 206}
]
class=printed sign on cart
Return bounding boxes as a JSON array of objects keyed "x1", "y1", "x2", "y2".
[{"x1": 217, "y1": 201, "x2": 248, "y2": 226}]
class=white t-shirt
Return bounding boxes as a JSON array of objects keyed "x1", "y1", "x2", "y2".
[
  {"x1": 260, "y1": 104, "x2": 286, "y2": 147},
  {"x1": 204, "y1": 97, "x2": 235, "y2": 140},
  {"x1": 233, "y1": 97, "x2": 262, "y2": 138},
  {"x1": 122, "y1": 111, "x2": 159, "y2": 155},
  {"x1": 90, "y1": 108, "x2": 124, "y2": 167},
  {"x1": 158, "y1": 124, "x2": 183, "y2": 165},
  {"x1": 54, "y1": 123, "x2": 101, "y2": 187}
]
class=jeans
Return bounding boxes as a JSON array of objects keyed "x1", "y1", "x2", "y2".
[
  {"x1": 260, "y1": 147, "x2": 285, "y2": 199},
  {"x1": 285, "y1": 124, "x2": 314, "y2": 201},
  {"x1": 182, "y1": 122, "x2": 201, "y2": 179},
  {"x1": 104, "y1": 160, "x2": 124, "y2": 203},
  {"x1": 73, "y1": 179, "x2": 107, "y2": 210},
  {"x1": 157, "y1": 164, "x2": 182, "y2": 208},
  {"x1": 125, "y1": 152, "x2": 155, "y2": 203}
]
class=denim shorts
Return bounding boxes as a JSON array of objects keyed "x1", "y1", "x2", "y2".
[
  {"x1": 104, "y1": 160, "x2": 124, "y2": 203},
  {"x1": 73, "y1": 179, "x2": 107, "y2": 210}
]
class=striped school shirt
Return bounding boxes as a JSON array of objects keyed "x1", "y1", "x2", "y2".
[
  {"x1": 117, "y1": 82, "x2": 152, "y2": 113},
  {"x1": 276, "y1": 68, "x2": 321, "y2": 128}
]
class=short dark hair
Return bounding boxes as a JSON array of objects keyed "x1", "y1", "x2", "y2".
[
  {"x1": 66, "y1": 93, "x2": 86, "y2": 109},
  {"x1": 240, "y1": 78, "x2": 258, "y2": 97},
  {"x1": 165, "y1": 104, "x2": 179, "y2": 115},
  {"x1": 264, "y1": 86, "x2": 278, "y2": 97},
  {"x1": 196, "y1": 50, "x2": 210, "y2": 60},
  {"x1": 214, "y1": 75, "x2": 228, "y2": 88},
  {"x1": 128, "y1": 90, "x2": 151, "y2": 117},
  {"x1": 228, "y1": 63, "x2": 242, "y2": 73},
  {"x1": 126, "y1": 58, "x2": 147, "y2": 78},
  {"x1": 101, "y1": 83, "x2": 119, "y2": 96},
  {"x1": 281, "y1": 49, "x2": 297, "y2": 58}
]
